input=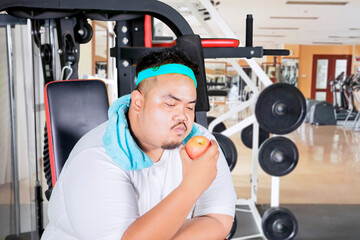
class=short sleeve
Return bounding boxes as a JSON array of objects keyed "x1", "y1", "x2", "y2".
[{"x1": 61, "y1": 148, "x2": 138, "y2": 240}]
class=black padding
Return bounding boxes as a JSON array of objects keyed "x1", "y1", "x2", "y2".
[
  {"x1": 213, "y1": 132, "x2": 237, "y2": 172},
  {"x1": 176, "y1": 35, "x2": 210, "y2": 112},
  {"x1": 46, "y1": 80, "x2": 109, "y2": 179}
]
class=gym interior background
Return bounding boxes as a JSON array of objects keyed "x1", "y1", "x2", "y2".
[{"x1": 1, "y1": 0, "x2": 360, "y2": 239}]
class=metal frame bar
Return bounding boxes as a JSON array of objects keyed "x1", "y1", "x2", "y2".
[
  {"x1": 208, "y1": 97, "x2": 257, "y2": 134},
  {"x1": 234, "y1": 199, "x2": 265, "y2": 239},
  {"x1": 251, "y1": 122, "x2": 260, "y2": 204},
  {"x1": 271, "y1": 176, "x2": 280, "y2": 207},
  {"x1": 0, "y1": 0, "x2": 194, "y2": 38},
  {"x1": 6, "y1": 23, "x2": 21, "y2": 236},
  {"x1": 0, "y1": 14, "x2": 26, "y2": 26}
]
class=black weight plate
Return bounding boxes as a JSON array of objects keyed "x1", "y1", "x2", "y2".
[
  {"x1": 262, "y1": 207, "x2": 298, "y2": 240},
  {"x1": 207, "y1": 116, "x2": 227, "y2": 133},
  {"x1": 241, "y1": 124, "x2": 270, "y2": 149},
  {"x1": 255, "y1": 83, "x2": 306, "y2": 135},
  {"x1": 259, "y1": 136, "x2": 298, "y2": 177},
  {"x1": 213, "y1": 133, "x2": 237, "y2": 172}
]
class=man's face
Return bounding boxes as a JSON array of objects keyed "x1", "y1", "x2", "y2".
[{"x1": 138, "y1": 73, "x2": 197, "y2": 150}]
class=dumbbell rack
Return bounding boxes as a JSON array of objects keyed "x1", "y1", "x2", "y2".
[{"x1": 209, "y1": 82, "x2": 305, "y2": 240}]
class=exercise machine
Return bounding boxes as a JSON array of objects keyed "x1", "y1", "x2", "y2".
[{"x1": 330, "y1": 72, "x2": 358, "y2": 123}]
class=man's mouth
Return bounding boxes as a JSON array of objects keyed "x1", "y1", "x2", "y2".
[{"x1": 172, "y1": 123, "x2": 187, "y2": 134}]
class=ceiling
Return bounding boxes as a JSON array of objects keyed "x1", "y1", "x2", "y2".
[{"x1": 161, "y1": 0, "x2": 360, "y2": 48}]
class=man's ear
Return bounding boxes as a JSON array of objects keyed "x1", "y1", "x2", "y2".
[{"x1": 130, "y1": 90, "x2": 144, "y2": 112}]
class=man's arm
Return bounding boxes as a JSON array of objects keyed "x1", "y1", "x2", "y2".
[
  {"x1": 170, "y1": 125, "x2": 237, "y2": 240},
  {"x1": 172, "y1": 214, "x2": 233, "y2": 240},
  {"x1": 122, "y1": 140, "x2": 220, "y2": 240}
]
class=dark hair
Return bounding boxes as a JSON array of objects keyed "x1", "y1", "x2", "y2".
[{"x1": 136, "y1": 47, "x2": 199, "y2": 77}]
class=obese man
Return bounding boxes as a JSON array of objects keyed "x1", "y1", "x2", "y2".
[{"x1": 41, "y1": 47, "x2": 236, "y2": 240}]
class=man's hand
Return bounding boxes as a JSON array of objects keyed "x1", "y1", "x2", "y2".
[{"x1": 180, "y1": 139, "x2": 219, "y2": 198}]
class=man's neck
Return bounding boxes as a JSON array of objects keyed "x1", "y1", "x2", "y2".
[{"x1": 132, "y1": 134, "x2": 165, "y2": 163}]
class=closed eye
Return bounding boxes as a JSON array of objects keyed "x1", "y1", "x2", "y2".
[{"x1": 165, "y1": 103, "x2": 175, "y2": 107}]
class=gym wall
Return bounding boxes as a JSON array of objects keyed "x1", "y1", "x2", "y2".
[
  {"x1": 298, "y1": 44, "x2": 358, "y2": 98},
  {"x1": 267, "y1": 44, "x2": 360, "y2": 99}
]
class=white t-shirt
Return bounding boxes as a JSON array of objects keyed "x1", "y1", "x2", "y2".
[{"x1": 41, "y1": 122, "x2": 236, "y2": 240}]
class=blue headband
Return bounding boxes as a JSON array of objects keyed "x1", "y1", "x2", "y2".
[{"x1": 136, "y1": 63, "x2": 197, "y2": 88}]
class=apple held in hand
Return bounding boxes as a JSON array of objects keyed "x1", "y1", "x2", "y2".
[{"x1": 185, "y1": 136, "x2": 211, "y2": 159}]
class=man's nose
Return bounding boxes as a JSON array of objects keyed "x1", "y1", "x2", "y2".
[{"x1": 174, "y1": 106, "x2": 188, "y2": 121}]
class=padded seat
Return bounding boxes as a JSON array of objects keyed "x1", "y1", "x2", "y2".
[{"x1": 44, "y1": 79, "x2": 109, "y2": 192}]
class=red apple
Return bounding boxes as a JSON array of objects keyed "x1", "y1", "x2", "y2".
[{"x1": 185, "y1": 136, "x2": 211, "y2": 159}]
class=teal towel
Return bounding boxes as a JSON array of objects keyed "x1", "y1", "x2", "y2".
[{"x1": 103, "y1": 94, "x2": 202, "y2": 170}]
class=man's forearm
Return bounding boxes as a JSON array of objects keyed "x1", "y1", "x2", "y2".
[
  {"x1": 171, "y1": 214, "x2": 233, "y2": 240},
  {"x1": 122, "y1": 182, "x2": 201, "y2": 240}
]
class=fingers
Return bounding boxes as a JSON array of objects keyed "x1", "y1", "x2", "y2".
[
  {"x1": 209, "y1": 139, "x2": 219, "y2": 151},
  {"x1": 207, "y1": 140, "x2": 220, "y2": 158},
  {"x1": 179, "y1": 145, "x2": 191, "y2": 161}
]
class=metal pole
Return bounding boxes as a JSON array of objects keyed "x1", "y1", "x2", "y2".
[
  {"x1": 250, "y1": 121, "x2": 264, "y2": 236},
  {"x1": 271, "y1": 176, "x2": 280, "y2": 207},
  {"x1": 6, "y1": 24, "x2": 21, "y2": 236},
  {"x1": 251, "y1": 121, "x2": 259, "y2": 204},
  {"x1": 49, "y1": 19, "x2": 57, "y2": 80},
  {"x1": 245, "y1": 15, "x2": 253, "y2": 47}
]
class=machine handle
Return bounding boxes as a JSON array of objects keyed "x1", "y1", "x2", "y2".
[{"x1": 152, "y1": 38, "x2": 239, "y2": 48}]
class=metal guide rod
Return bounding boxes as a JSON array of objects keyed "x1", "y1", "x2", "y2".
[
  {"x1": 6, "y1": 24, "x2": 21, "y2": 235},
  {"x1": 49, "y1": 19, "x2": 57, "y2": 81},
  {"x1": 197, "y1": 0, "x2": 273, "y2": 87}
]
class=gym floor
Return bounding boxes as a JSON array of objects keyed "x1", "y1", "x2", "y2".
[
  {"x1": 1, "y1": 100, "x2": 360, "y2": 239},
  {"x1": 209, "y1": 100, "x2": 360, "y2": 239}
]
